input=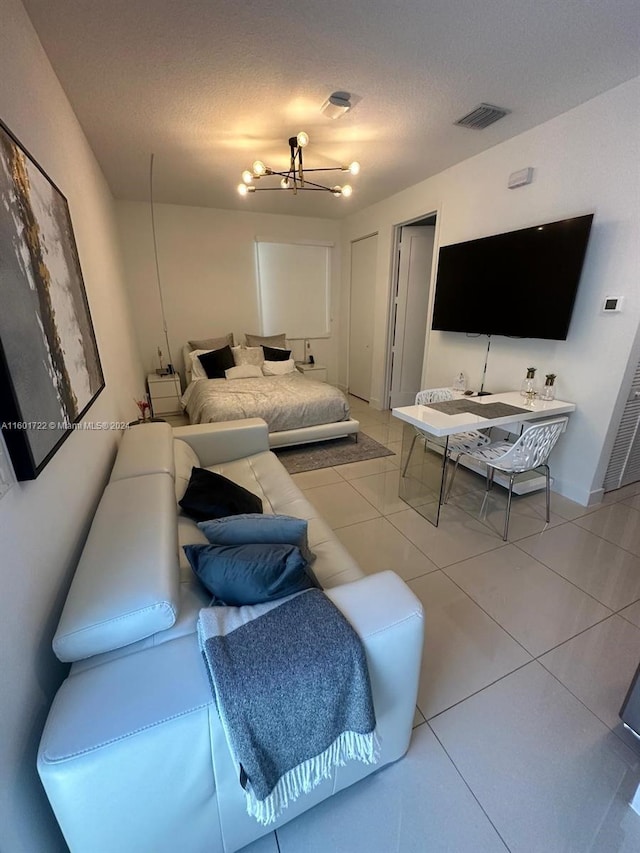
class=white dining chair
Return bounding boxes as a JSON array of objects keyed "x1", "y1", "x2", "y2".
[
  {"x1": 402, "y1": 388, "x2": 491, "y2": 499},
  {"x1": 447, "y1": 416, "x2": 569, "y2": 541}
]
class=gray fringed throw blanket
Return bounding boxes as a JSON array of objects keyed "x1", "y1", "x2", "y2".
[{"x1": 197, "y1": 588, "x2": 379, "y2": 825}]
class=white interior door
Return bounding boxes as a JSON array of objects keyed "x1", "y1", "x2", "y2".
[
  {"x1": 349, "y1": 234, "x2": 377, "y2": 401},
  {"x1": 389, "y1": 226, "x2": 435, "y2": 408}
]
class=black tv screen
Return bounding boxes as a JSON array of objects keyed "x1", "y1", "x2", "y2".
[{"x1": 431, "y1": 214, "x2": 594, "y2": 340}]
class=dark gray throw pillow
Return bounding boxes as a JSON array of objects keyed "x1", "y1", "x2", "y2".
[
  {"x1": 262, "y1": 345, "x2": 292, "y2": 362},
  {"x1": 198, "y1": 345, "x2": 235, "y2": 378},
  {"x1": 183, "y1": 543, "x2": 317, "y2": 606},
  {"x1": 179, "y1": 467, "x2": 263, "y2": 522}
]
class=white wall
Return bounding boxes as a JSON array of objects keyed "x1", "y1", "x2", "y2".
[
  {"x1": 342, "y1": 78, "x2": 640, "y2": 506},
  {"x1": 0, "y1": 1, "x2": 144, "y2": 849},
  {"x1": 116, "y1": 201, "x2": 342, "y2": 385}
]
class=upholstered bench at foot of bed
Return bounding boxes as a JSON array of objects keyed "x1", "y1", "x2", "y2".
[{"x1": 267, "y1": 418, "x2": 360, "y2": 448}]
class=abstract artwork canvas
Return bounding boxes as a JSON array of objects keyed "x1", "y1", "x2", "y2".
[{"x1": 0, "y1": 119, "x2": 104, "y2": 480}]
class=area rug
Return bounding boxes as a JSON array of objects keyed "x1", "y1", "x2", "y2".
[{"x1": 274, "y1": 433, "x2": 395, "y2": 474}]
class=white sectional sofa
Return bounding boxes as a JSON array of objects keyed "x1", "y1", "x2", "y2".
[{"x1": 38, "y1": 419, "x2": 424, "y2": 853}]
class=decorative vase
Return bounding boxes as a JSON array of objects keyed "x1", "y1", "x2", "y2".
[
  {"x1": 520, "y1": 367, "x2": 538, "y2": 401},
  {"x1": 452, "y1": 372, "x2": 467, "y2": 393},
  {"x1": 541, "y1": 373, "x2": 556, "y2": 401}
]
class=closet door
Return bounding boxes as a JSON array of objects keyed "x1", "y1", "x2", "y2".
[
  {"x1": 603, "y1": 361, "x2": 640, "y2": 491},
  {"x1": 349, "y1": 234, "x2": 377, "y2": 401}
]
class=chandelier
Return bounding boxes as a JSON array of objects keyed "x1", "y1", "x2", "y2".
[{"x1": 237, "y1": 132, "x2": 360, "y2": 198}]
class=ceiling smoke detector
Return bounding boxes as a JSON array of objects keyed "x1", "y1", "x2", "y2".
[
  {"x1": 321, "y1": 92, "x2": 352, "y2": 119},
  {"x1": 454, "y1": 103, "x2": 511, "y2": 130}
]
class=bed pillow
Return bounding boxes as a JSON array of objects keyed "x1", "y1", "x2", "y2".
[
  {"x1": 198, "y1": 345, "x2": 235, "y2": 379},
  {"x1": 198, "y1": 513, "x2": 315, "y2": 564},
  {"x1": 231, "y1": 345, "x2": 264, "y2": 367},
  {"x1": 245, "y1": 332, "x2": 287, "y2": 349},
  {"x1": 189, "y1": 348, "x2": 216, "y2": 380},
  {"x1": 225, "y1": 364, "x2": 263, "y2": 380},
  {"x1": 183, "y1": 542, "x2": 315, "y2": 606},
  {"x1": 179, "y1": 467, "x2": 263, "y2": 521},
  {"x1": 188, "y1": 333, "x2": 234, "y2": 351},
  {"x1": 262, "y1": 345, "x2": 292, "y2": 362},
  {"x1": 263, "y1": 358, "x2": 296, "y2": 376}
]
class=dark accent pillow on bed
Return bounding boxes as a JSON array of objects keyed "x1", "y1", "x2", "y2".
[
  {"x1": 179, "y1": 467, "x2": 263, "y2": 521},
  {"x1": 197, "y1": 345, "x2": 235, "y2": 379},
  {"x1": 183, "y1": 542, "x2": 315, "y2": 605},
  {"x1": 198, "y1": 514, "x2": 315, "y2": 564},
  {"x1": 262, "y1": 345, "x2": 292, "y2": 362}
]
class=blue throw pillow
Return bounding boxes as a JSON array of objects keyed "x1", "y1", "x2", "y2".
[
  {"x1": 197, "y1": 514, "x2": 314, "y2": 564},
  {"x1": 179, "y1": 467, "x2": 263, "y2": 522},
  {"x1": 184, "y1": 543, "x2": 317, "y2": 606}
]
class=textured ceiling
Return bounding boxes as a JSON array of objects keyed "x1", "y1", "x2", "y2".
[{"x1": 23, "y1": 0, "x2": 640, "y2": 218}]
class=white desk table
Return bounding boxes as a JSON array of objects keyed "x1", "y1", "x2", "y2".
[{"x1": 392, "y1": 392, "x2": 576, "y2": 526}]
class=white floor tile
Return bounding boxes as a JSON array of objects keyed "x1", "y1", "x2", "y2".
[
  {"x1": 299, "y1": 481, "x2": 380, "y2": 529},
  {"x1": 387, "y1": 505, "x2": 503, "y2": 568},
  {"x1": 540, "y1": 615, "x2": 640, "y2": 730},
  {"x1": 525, "y1": 489, "x2": 593, "y2": 520},
  {"x1": 276, "y1": 725, "x2": 508, "y2": 853},
  {"x1": 443, "y1": 544, "x2": 612, "y2": 656},
  {"x1": 431, "y1": 662, "x2": 640, "y2": 853},
  {"x1": 349, "y1": 469, "x2": 423, "y2": 516},
  {"x1": 451, "y1": 489, "x2": 566, "y2": 541},
  {"x1": 518, "y1": 523, "x2": 640, "y2": 610},
  {"x1": 290, "y1": 467, "x2": 343, "y2": 490},
  {"x1": 575, "y1": 502, "x2": 640, "y2": 557},
  {"x1": 409, "y1": 571, "x2": 531, "y2": 719},
  {"x1": 413, "y1": 706, "x2": 426, "y2": 727},
  {"x1": 334, "y1": 455, "x2": 399, "y2": 480},
  {"x1": 360, "y1": 422, "x2": 405, "y2": 447},
  {"x1": 334, "y1": 517, "x2": 439, "y2": 582},
  {"x1": 624, "y1": 494, "x2": 640, "y2": 511},
  {"x1": 620, "y1": 600, "x2": 640, "y2": 628}
]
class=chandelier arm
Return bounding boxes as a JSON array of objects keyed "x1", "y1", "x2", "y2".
[
  {"x1": 299, "y1": 178, "x2": 338, "y2": 191},
  {"x1": 302, "y1": 167, "x2": 348, "y2": 173}
]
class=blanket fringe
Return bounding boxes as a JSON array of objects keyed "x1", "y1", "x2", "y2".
[{"x1": 246, "y1": 729, "x2": 380, "y2": 826}]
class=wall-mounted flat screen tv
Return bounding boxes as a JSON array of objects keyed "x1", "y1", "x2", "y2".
[{"x1": 431, "y1": 213, "x2": 594, "y2": 340}]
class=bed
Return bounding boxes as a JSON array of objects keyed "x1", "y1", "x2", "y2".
[{"x1": 181, "y1": 340, "x2": 359, "y2": 448}]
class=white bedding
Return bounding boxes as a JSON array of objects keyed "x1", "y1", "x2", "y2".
[{"x1": 182, "y1": 372, "x2": 351, "y2": 432}]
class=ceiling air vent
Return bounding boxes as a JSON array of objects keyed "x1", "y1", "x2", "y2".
[{"x1": 454, "y1": 103, "x2": 510, "y2": 130}]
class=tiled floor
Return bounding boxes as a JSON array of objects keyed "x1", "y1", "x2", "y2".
[{"x1": 247, "y1": 396, "x2": 640, "y2": 853}]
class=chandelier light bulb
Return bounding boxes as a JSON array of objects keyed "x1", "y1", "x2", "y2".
[
  {"x1": 280, "y1": 177, "x2": 290, "y2": 189},
  {"x1": 348, "y1": 161, "x2": 360, "y2": 175},
  {"x1": 237, "y1": 183, "x2": 248, "y2": 196},
  {"x1": 332, "y1": 186, "x2": 342, "y2": 196},
  {"x1": 242, "y1": 170, "x2": 254, "y2": 184},
  {"x1": 296, "y1": 131, "x2": 309, "y2": 148},
  {"x1": 341, "y1": 184, "x2": 353, "y2": 198},
  {"x1": 252, "y1": 160, "x2": 266, "y2": 176}
]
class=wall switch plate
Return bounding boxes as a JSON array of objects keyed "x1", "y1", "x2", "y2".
[{"x1": 603, "y1": 296, "x2": 622, "y2": 312}]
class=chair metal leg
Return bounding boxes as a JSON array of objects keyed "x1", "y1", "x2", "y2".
[
  {"x1": 503, "y1": 473, "x2": 515, "y2": 541},
  {"x1": 543, "y1": 463, "x2": 551, "y2": 523},
  {"x1": 402, "y1": 431, "x2": 420, "y2": 477}
]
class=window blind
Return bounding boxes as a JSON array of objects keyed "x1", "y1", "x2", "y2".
[{"x1": 255, "y1": 240, "x2": 332, "y2": 339}]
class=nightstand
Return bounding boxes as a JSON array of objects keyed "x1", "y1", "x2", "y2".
[
  {"x1": 295, "y1": 362, "x2": 327, "y2": 382},
  {"x1": 147, "y1": 373, "x2": 182, "y2": 416}
]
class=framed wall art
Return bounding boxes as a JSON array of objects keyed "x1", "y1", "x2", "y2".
[{"x1": 0, "y1": 118, "x2": 104, "y2": 480}]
